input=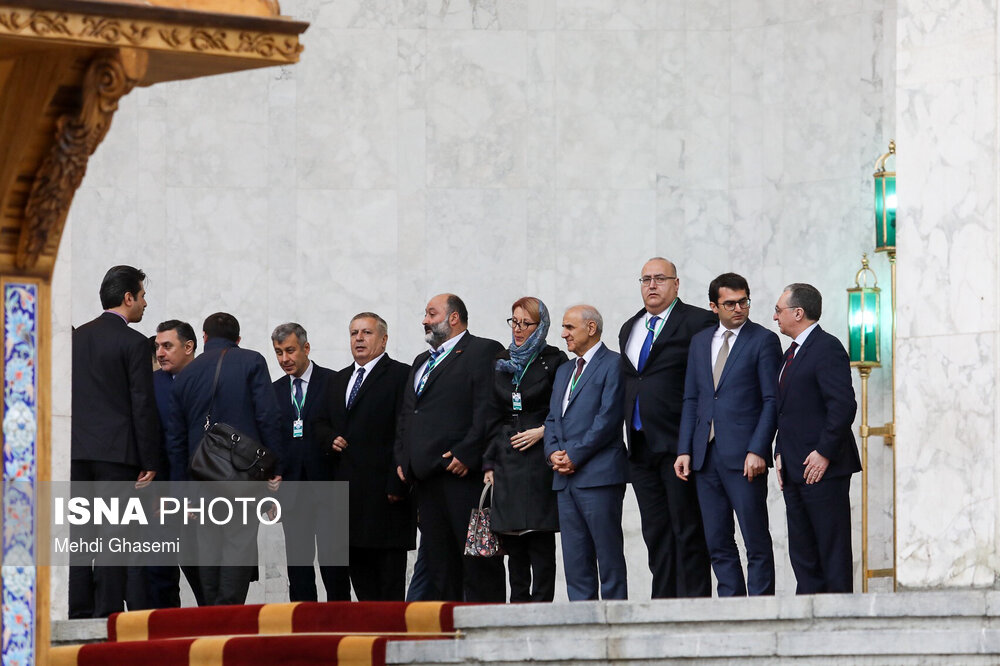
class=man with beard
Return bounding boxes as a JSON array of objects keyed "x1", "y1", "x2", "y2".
[{"x1": 394, "y1": 294, "x2": 505, "y2": 601}]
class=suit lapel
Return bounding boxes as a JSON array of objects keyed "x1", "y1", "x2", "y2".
[
  {"x1": 566, "y1": 345, "x2": 606, "y2": 410},
  {"x1": 349, "y1": 355, "x2": 389, "y2": 409},
  {"x1": 643, "y1": 300, "x2": 685, "y2": 367},
  {"x1": 716, "y1": 324, "x2": 752, "y2": 389},
  {"x1": 620, "y1": 309, "x2": 645, "y2": 371},
  {"x1": 417, "y1": 334, "x2": 470, "y2": 398},
  {"x1": 300, "y1": 365, "x2": 325, "y2": 419},
  {"x1": 778, "y1": 325, "x2": 819, "y2": 406}
]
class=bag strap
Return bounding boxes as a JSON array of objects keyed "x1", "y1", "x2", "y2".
[
  {"x1": 478, "y1": 482, "x2": 492, "y2": 510},
  {"x1": 204, "y1": 348, "x2": 229, "y2": 429}
]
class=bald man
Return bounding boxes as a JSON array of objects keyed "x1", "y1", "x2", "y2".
[{"x1": 394, "y1": 294, "x2": 505, "y2": 602}]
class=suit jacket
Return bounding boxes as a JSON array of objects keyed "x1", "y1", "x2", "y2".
[
  {"x1": 394, "y1": 332, "x2": 503, "y2": 481},
  {"x1": 321, "y1": 354, "x2": 416, "y2": 550},
  {"x1": 272, "y1": 362, "x2": 337, "y2": 482},
  {"x1": 677, "y1": 320, "x2": 782, "y2": 472},
  {"x1": 71, "y1": 311, "x2": 160, "y2": 469},
  {"x1": 543, "y1": 344, "x2": 627, "y2": 490},
  {"x1": 775, "y1": 325, "x2": 861, "y2": 485},
  {"x1": 619, "y1": 301, "x2": 717, "y2": 454},
  {"x1": 152, "y1": 368, "x2": 177, "y2": 478},
  {"x1": 166, "y1": 338, "x2": 283, "y2": 482}
]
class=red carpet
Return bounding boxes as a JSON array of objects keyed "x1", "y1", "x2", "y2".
[{"x1": 51, "y1": 601, "x2": 471, "y2": 666}]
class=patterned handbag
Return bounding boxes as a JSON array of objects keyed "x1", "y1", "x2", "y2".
[{"x1": 464, "y1": 482, "x2": 503, "y2": 557}]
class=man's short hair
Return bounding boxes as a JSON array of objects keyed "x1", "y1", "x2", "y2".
[
  {"x1": 784, "y1": 283, "x2": 822, "y2": 321},
  {"x1": 574, "y1": 304, "x2": 603, "y2": 336},
  {"x1": 709, "y1": 273, "x2": 750, "y2": 303},
  {"x1": 157, "y1": 319, "x2": 198, "y2": 352},
  {"x1": 351, "y1": 312, "x2": 388, "y2": 336},
  {"x1": 148, "y1": 334, "x2": 157, "y2": 359},
  {"x1": 445, "y1": 294, "x2": 469, "y2": 325},
  {"x1": 203, "y1": 312, "x2": 240, "y2": 343},
  {"x1": 99, "y1": 265, "x2": 145, "y2": 309},
  {"x1": 271, "y1": 322, "x2": 308, "y2": 345}
]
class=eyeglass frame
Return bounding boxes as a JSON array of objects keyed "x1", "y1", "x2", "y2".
[
  {"x1": 717, "y1": 297, "x2": 751, "y2": 312},
  {"x1": 639, "y1": 275, "x2": 678, "y2": 286},
  {"x1": 506, "y1": 317, "x2": 539, "y2": 331},
  {"x1": 773, "y1": 305, "x2": 801, "y2": 315}
]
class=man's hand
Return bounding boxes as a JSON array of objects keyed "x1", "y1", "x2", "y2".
[
  {"x1": 744, "y1": 452, "x2": 766, "y2": 482},
  {"x1": 673, "y1": 454, "x2": 691, "y2": 481},
  {"x1": 267, "y1": 475, "x2": 282, "y2": 492},
  {"x1": 397, "y1": 465, "x2": 406, "y2": 482},
  {"x1": 803, "y1": 450, "x2": 829, "y2": 485},
  {"x1": 387, "y1": 494, "x2": 404, "y2": 504},
  {"x1": 775, "y1": 454, "x2": 784, "y2": 490},
  {"x1": 549, "y1": 450, "x2": 576, "y2": 475},
  {"x1": 332, "y1": 436, "x2": 348, "y2": 452},
  {"x1": 135, "y1": 470, "x2": 156, "y2": 489},
  {"x1": 442, "y1": 451, "x2": 468, "y2": 477},
  {"x1": 484, "y1": 470, "x2": 494, "y2": 485}
]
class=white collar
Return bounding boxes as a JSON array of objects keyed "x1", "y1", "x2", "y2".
[{"x1": 354, "y1": 352, "x2": 385, "y2": 374}]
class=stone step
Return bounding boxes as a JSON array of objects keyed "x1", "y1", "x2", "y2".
[{"x1": 387, "y1": 590, "x2": 1000, "y2": 664}]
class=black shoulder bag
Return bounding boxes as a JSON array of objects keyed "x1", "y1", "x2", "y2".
[{"x1": 188, "y1": 348, "x2": 277, "y2": 482}]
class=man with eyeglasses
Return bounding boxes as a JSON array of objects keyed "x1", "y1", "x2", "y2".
[
  {"x1": 674, "y1": 273, "x2": 782, "y2": 596},
  {"x1": 618, "y1": 257, "x2": 717, "y2": 598},
  {"x1": 772, "y1": 283, "x2": 860, "y2": 594}
]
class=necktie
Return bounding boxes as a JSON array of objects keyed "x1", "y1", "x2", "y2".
[
  {"x1": 632, "y1": 315, "x2": 660, "y2": 430},
  {"x1": 779, "y1": 342, "x2": 799, "y2": 392},
  {"x1": 293, "y1": 377, "x2": 303, "y2": 406},
  {"x1": 416, "y1": 348, "x2": 442, "y2": 396},
  {"x1": 709, "y1": 330, "x2": 733, "y2": 441},
  {"x1": 347, "y1": 367, "x2": 365, "y2": 408},
  {"x1": 569, "y1": 357, "x2": 586, "y2": 396}
]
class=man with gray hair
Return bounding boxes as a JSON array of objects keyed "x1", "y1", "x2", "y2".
[
  {"x1": 271, "y1": 322, "x2": 344, "y2": 601},
  {"x1": 544, "y1": 304, "x2": 628, "y2": 600}
]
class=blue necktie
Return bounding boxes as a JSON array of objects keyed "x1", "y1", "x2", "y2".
[
  {"x1": 347, "y1": 367, "x2": 365, "y2": 408},
  {"x1": 293, "y1": 377, "x2": 304, "y2": 406},
  {"x1": 632, "y1": 315, "x2": 660, "y2": 431},
  {"x1": 416, "y1": 349, "x2": 442, "y2": 396}
]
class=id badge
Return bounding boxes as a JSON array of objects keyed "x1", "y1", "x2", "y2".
[
  {"x1": 293, "y1": 419, "x2": 304, "y2": 438},
  {"x1": 512, "y1": 392, "x2": 522, "y2": 411}
]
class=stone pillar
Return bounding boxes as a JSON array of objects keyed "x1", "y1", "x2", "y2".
[{"x1": 896, "y1": 0, "x2": 999, "y2": 586}]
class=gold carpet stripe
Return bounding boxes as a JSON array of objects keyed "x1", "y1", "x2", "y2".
[
  {"x1": 405, "y1": 602, "x2": 444, "y2": 633},
  {"x1": 115, "y1": 609, "x2": 155, "y2": 642},
  {"x1": 336, "y1": 636, "x2": 378, "y2": 666},
  {"x1": 189, "y1": 637, "x2": 228, "y2": 666},
  {"x1": 49, "y1": 645, "x2": 83, "y2": 666},
  {"x1": 257, "y1": 602, "x2": 300, "y2": 635}
]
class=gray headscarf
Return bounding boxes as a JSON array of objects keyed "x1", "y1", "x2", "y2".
[{"x1": 495, "y1": 299, "x2": 550, "y2": 384}]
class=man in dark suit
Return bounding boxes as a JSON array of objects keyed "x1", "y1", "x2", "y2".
[
  {"x1": 394, "y1": 293, "x2": 505, "y2": 602},
  {"x1": 166, "y1": 312, "x2": 283, "y2": 605},
  {"x1": 70, "y1": 265, "x2": 160, "y2": 618},
  {"x1": 148, "y1": 319, "x2": 204, "y2": 607},
  {"x1": 270, "y1": 322, "x2": 343, "y2": 602},
  {"x1": 545, "y1": 305, "x2": 627, "y2": 600},
  {"x1": 619, "y1": 257, "x2": 716, "y2": 598},
  {"x1": 325, "y1": 312, "x2": 414, "y2": 600},
  {"x1": 773, "y1": 283, "x2": 860, "y2": 594},
  {"x1": 674, "y1": 273, "x2": 782, "y2": 596}
]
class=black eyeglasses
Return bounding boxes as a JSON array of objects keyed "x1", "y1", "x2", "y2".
[
  {"x1": 507, "y1": 318, "x2": 538, "y2": 331},
  {"x1": 718, "y1": 298, "x2": 751, "y2": 311},
  {"x1": 639, "y1": 275, "x2": 677, "y2": 286}
]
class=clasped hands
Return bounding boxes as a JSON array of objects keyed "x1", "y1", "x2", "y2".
[{"x1": 549, "y1": 450, "x2": 576, "y2": 476}]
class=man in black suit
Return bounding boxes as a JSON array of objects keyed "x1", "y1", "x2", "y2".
[
  {"x1": 773, "y1": 283, "x2": 860, "y2": 593},
  {"x1": 70, "y1": 265, "x2": 160, "y2": 618},
  {"x1": 619, "y1": 257, "x2": 716, "y2": 598},
  {"x1": 166, "y1": 312, "x2": 283, "y2": 605},
  {"x1": 326, "y1": 312, "x2": 414, "y2": 600},
  {"x1": 148, "y1": 319, "x2": 204, "y2": 607},
  {"x1": 394, "y1": 293, "x2": 505, "y2": 602},
  {"x1": 270, "y1": 322, "x2": 343, "y2": 602}
]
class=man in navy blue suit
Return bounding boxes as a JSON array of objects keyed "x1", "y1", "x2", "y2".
[
  {"x1": 674, "y1": 273, "x2": 782, "y2": 596},
  {"x1": 544, "y1": 305, "x2": 627, "y2": 600},
  {"x1": 773, "y1": 283, "x2": 860, "y2": 594}
]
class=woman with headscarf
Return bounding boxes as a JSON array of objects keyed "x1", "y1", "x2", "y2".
[{"x1": 483, "y1": 296, "x2": 568, "y2": 602}]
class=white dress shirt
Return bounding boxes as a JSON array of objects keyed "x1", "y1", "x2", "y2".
[
  {"x1": 413, "y1": 330, "x2": 467, "y2": 392},
  {"x1": 779, "y1": 322, "x2": 818, "y2": 381},
  {"x1": 562, "y1": 341, "x2": 604, "y2": 416},
  {"x1": 624, "y1": 303, "x2": 676, "y2": 369},
  {"x1": 345, "y1": 352, "x2": 386, "y2": 405},
  {"x1": 711, "y1": 321, "x2": 747, "y2": 369},
  {"x1": 290, "y1": 360, "x2": 314, "y2": 403}
]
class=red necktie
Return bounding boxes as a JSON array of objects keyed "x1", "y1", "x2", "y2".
[{"x1": 778, "y1": 342, "x2": 798, "y2": 392}]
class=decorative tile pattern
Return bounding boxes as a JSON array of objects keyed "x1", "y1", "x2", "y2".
[{"x1": 2, "y1": 282, "x2": 37, "y2": 666}]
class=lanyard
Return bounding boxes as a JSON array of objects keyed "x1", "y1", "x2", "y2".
[
  {"x1": 513, "y1": 352, "x2": 538, "y2": 389},
  {"x1": 291, "y1": 383, "x2": 305, "y2": 420},
  {"x1": 569, "y1": 363, "x2": 585, "y2": 395},
  {"x1": 417, "y1": 346, "x2": 451, "y2": 394},
  {"x1": 646, "y1": 298, "x2": 677, "y2": 341}
]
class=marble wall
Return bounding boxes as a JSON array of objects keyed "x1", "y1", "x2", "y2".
[
  {"x1": 50, "y1": 0, "x2": 896, "y2": 615},
  {"x1": 895, "y1": 0, "x2": 1000, "y2": 587}
]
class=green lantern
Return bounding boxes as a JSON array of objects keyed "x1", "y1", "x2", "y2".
[
  {"x1": 874, "y1": 141, "x2": 896, "y2": 254},
  {"x1": 847, "y1": 255, "x2": 881, "y2": 367}
]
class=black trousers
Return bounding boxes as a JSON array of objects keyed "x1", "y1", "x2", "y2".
[
  {"x1": 628, "y1": 430, "x2": 711, "y2": 598},
  {"x1": 281, "y1": 485, "x2": 349, "y2": 602},
  {"x1": 349, "y1": 547, "x2": 407, "y2": 601},
  {"x1": 68, "y1": 460, "x2": 147, "y2": 618},
  {"x1": 415, "y1": 473, "x2": 505, "y2": 602},
  {"x1": 503, "y1": 532, "x2": 556, "y2": 602},
  {"x1": 783, "y1": 476, "x2": 854, "y2": 594}
]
